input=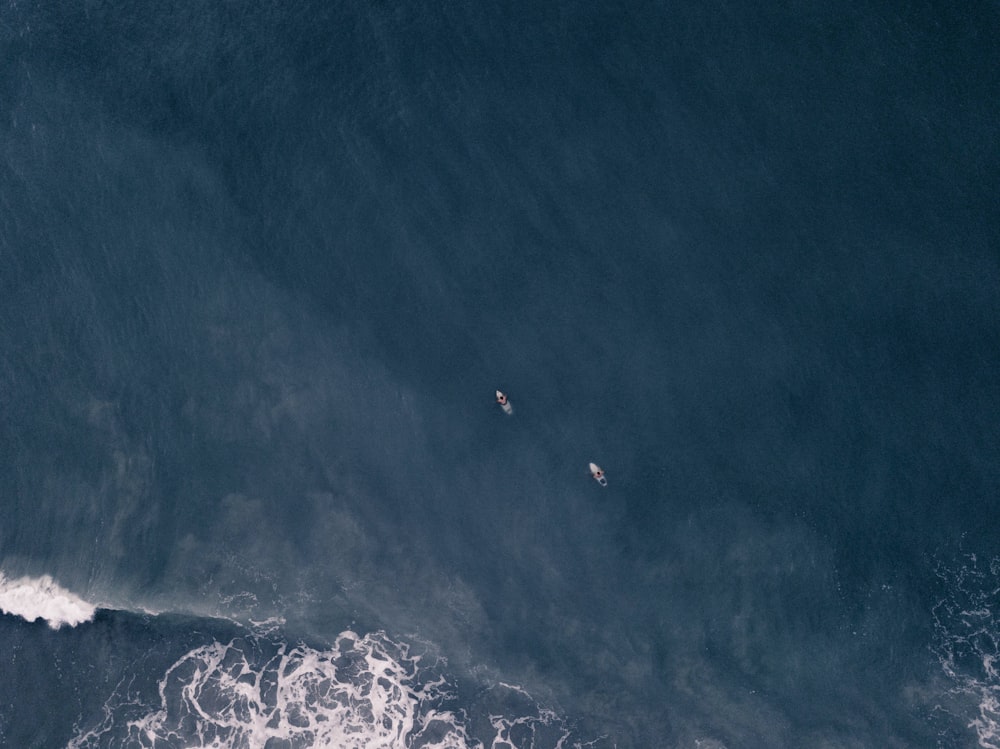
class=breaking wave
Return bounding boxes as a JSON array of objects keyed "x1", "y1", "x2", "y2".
[
  {"x1": 0, "y1": 572, "x2": 96, "y2": 629},
  {"x1": 68, "y1": 629, "x2": 600, "y2": 749}
]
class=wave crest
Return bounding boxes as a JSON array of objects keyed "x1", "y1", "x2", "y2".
[{"x1": 0, "y1": 572, "x2": 95, "y2": 629}]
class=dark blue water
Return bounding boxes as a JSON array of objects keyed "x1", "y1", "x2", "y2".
[{"x1": 1, "y1": 1, "x2": 998, "y2": 746}]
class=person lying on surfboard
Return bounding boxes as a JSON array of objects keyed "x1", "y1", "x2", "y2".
[
  {"x1": 590, "y1": 462, "x2": 607, "y2": 486},
  {"x1": 496, "y1": 390, "x2": 513, "y2": 414}
]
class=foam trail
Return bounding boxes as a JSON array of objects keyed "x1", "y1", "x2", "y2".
[{"x1": 0, "y1": 572, "x2": 95, "y2": 628}]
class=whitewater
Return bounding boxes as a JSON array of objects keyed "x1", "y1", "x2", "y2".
[
  {"x1": 0, "y1": 571, "x2": 600, "y2": 748},
  {"x1": 0, "y1": 573, "x2": 95, "y2": 629}
]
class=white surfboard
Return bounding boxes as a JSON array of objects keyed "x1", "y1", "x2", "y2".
[
  {"x1": 589, "y1": 462, "x2": 607, "y2": 486},
  {"x1": 496, "y1": 390, "x2": 513, "y2": 415}
]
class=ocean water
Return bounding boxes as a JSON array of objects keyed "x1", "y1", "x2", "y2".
[{"x1": 1, "y1": 1, "x2": 998, "y2": 747}]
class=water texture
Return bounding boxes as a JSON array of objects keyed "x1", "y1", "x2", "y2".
[{"x1": 1, "y1": 1, "x2": 998, "y2": 747}]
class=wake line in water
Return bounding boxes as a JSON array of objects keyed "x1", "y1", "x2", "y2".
[{"x1": 0, "y1": 572, "x2": 96, "y2": 629}]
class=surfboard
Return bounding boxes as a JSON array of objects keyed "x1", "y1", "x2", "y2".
[{"x1": 589, "y1": 462, "x2": 607, "y2": 486}]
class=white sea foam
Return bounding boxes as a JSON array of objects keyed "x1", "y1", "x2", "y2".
[
  {"x1": 68, "y1": 629, "x2": 598, "y2": 749},
  {"x1": 0, "y1": 572, "x2": 95, "y2": 628},
  {"x1": 932, "y1": 554, "x2": 1000, "y2": 748}
]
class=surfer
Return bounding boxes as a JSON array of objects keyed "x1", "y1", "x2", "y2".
[
  {"x1": 496, "y1": 390, "x2": 513, "y2": 415},
  {"x1": 590, "y1": 462, "x2": 607, "y2": 487}
]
